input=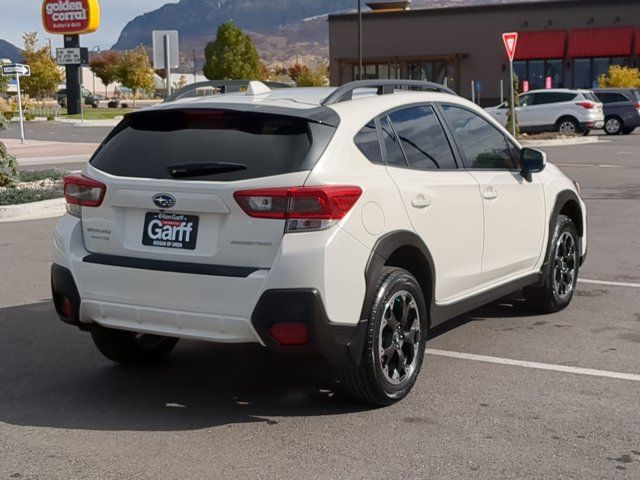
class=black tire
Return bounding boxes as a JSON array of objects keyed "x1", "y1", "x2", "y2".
[
  {"x1": 341, "y1": 267, "x2": 428, "y2": 406},
  {"x1": 622, "y1": 127, "x2": 635, "y2": 135},
  {"x1": 582, "y1": 129, "x2": 590, "y2": 136},
  {"x1": 91, "y1": 328, "x2": 179, "y2": 366},
  {"x1": 524, "y1": 215, "x2": 579, "y2": 313},
  {"x1": 556, "y1": 117, "x2": 580, "y2": 135},
  {"x1": 604, "y1": 116, "x2": 623, "y2": 135}
]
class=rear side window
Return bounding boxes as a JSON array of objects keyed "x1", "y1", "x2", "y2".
[
  {"x1": 596, "y1": 92, "x2": 629, "y2": 103},
  {"x1": 354, "y1": 120, "x2": 383, "y2": 164},
  {"x1": 441, "y1": 105, "x2": 515, "y2": 170},
  {"x1": 388, "y1": 105, "x2": 457, "y2": 170},
  {"x1": 534, "y1": 92, "x2": 576, "y2": 104},
  {"x1": 90, "y1": 109, "x2": 335, "y2": 182},
  {"x1": 379, "y1": 116, "x2": 407, "y2": 167},
  {"x1": 633, "y1": 90, "x2": 640, "y2": 102},
  {"x1": 583, "y1": 92, "x2": 600, "y2": 102}
]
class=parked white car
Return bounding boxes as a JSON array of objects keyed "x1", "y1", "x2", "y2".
[
  {"x1": 486, "y1": 88, "x2": 604, "y2": 135},
  {"x1": 52, "y1": 80, "x2": 587, "y2": 406}
]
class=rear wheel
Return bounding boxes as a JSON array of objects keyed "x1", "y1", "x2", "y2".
[
  {"x1": 604, "y1": 116, "x2": 623, "y2": 135},
  {"x1": 341, "y1": 267, "x2": 427, "y2": 406},
  {"x1": 557, "y1": 117, "x2": 579, "y2": 135},
  {"x1": 524, "y1": 215, "x2": 579, "y2": 313},
  {"x1": 91, "y1": 328, "x2": 179, "y2": 366}
]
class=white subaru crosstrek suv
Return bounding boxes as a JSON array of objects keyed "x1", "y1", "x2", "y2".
[
  {"x1": 52, "y1": 80, "x2": 587, "y2": 406},
  {"x1": 485, "y1": 88, "x2": 604, "y2": 135}
]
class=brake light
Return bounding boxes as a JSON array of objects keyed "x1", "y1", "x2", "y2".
[
  {"x1": 63, "y1": 174, "x2": 106, "y2": 217},
  {"x1": 636, "y1": 102, "x2": 640, "y2": 111},
  {"x1": 234, "y1": 186, "x2": 362, "y2": 232},
  {"x1": 576, "y1": 101, "x2": 595, "y2": 110}
]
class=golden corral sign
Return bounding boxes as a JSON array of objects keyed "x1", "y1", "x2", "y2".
[{"x1": 42, "y1": 0, "x2": 100, "y2": 35}]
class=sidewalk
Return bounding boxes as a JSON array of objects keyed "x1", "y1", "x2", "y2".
[{"x1": 2, "y1": 138, "x2": 99, "y2": 166}]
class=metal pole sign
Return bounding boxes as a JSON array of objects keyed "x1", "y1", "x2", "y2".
[
  {"x1": 2, "y1": 63, "x2": 31, "y2": 144},
  {"x1": 502, "y1": 32, "x2": 518, "y2": 136},
  {"x1": 152, "y1": 30, "x2": 179, "y2": 97}
]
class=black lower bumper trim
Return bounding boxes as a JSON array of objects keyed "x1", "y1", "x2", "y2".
[
  {"x1": 51, "y1": 264, "x2": 82, "y2": 326},
  {"x1": 83, "y1": 253, "x2": 260, "y2": 278},
  {"x1": 251, "y1": 289, "x2": 367, "y2": 367}
]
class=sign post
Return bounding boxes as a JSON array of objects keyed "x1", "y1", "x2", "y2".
[
  {"x1": 502, "y1": 32, "x2": 519, "y2": 136},
  {"x1": 2, "y1": 64, "x2": 31, "y2": 144},
  {"x1": 43, "y1": 0, "x2": 101, "y2": 115},
  {"x1": 153, "y1": 30, "x2": 179, "y2": 98}
]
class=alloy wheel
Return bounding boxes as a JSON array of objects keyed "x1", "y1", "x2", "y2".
[
  {"x1": 553, "y1": 231, "x2": 577, "y2": 298},
  {"x1": 559, "y1": 121, "x2": 577, "y2": 134},
  {"x1": 378, "y1": 290, "x2": 421, "y2": 385},
  {"x1": 605, "y1": 118, "x2": 621, "y2": 135}
]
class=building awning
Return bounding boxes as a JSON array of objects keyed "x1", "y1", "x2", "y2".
[
  {"x1": 514, "y1": 30, "x2": 566, "y2": 60},
  {"x1": 637, "y1": 29, "x2": 640, "y2": 55},
  {"x1": 568, "y1": 27, "x2": 634, "y2": 58}
]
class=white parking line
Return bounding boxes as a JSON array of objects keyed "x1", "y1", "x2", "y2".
[
  {"x1": 579, "y1": 278, "x2": 640, "y2": 289},
  {"x1": 426, "y1": 349, "x2": 640, "y2": 382}
]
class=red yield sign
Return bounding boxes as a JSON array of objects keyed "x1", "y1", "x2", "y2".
[{"x1": 502, "y1": 32, "x2": 519, "y2": 62}]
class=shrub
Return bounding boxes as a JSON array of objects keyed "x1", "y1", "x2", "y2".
[
  {"x1": 0, "y1": 185, "x2": 64, "y2": 206},
  {"x1": 598, "y1": 65, "x2": 640, "y2": 88},
  {"x1": 0, "y1": 143, "x2": 19, "y2": 187},
  {"x1": 19, "y1": 169, "x2": 64, "y2": 182}
]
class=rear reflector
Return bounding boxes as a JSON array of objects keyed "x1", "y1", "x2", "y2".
[
  {"x1": 234, "y1": 186, "x2": 362, "y2": 232},
  {"x1": 64, "y1": 174, "x2": 106, "y2": 207},
  {"x1": 269, "y1": 323, "x2": 309, "y2": 346}
]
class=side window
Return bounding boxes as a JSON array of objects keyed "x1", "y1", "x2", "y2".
[
  {"x1": 388, "y1": 105, "x2": 457, "y2": 170},
  {"x1": 440, "y1": 104, "x2": 515, "y2": 170},
  {"x1": 533, "y1": 92, "x2": 555, "y2": 105},
  {"x1": 379, "y1": 116, "x2": 407, "y2": 167},
  {"x1": 595, "y1": 92, "x2": 613, "y2": 104},
  {"x1": 519, "y1": 94, "x2": 533, "y2": 107},
  {"x1": 354, "y1": 120, "x2": 383, "y2": 164}
]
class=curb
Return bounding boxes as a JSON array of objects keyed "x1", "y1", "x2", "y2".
[
  {"x1": 0, "y1": 198, "x2": 65, "y2": 223},
  {"x1": 520, "y1": 137, "x2": 600, "y2": 147},
  {"x1": 56, "y1": 118, "x2": 122, "y2": 127}
]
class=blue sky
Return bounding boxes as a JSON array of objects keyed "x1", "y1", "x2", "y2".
[{"x1": 1, "y1": 0, "x2": 176, "y2": 50}]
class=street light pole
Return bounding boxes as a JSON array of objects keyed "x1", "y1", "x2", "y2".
[{"x1": 357, "y1": 0, "x2": 363, "y2": 80}]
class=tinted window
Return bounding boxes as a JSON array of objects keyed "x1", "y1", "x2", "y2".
[
  {"x1": 354, "y1": 120, "x2": 383, "y2": 164},
  {"x1": 91, "y1": 109, "x2": 334, "y2": 182},
  {"x1": 379, "y1": 116, "x2": 407, "y2": 167},
  {"x1": 596, "y1": 92, "x2": 629, "y2": 104},
  {"x1": 534, "y1": 92, "x2": 576, "y2": 105},
  {"x1": 441, "y1": 105, "x2": 515, "y2": 170},
  {"x1": 583, "y1": 92, "x2": 600, "y2": 102},
  {"x1": 633, "y1": 90, "x2": 640, "y2": 102},
  {"x1": 388, "y1": 105, "x2": 456, "y2": 170},
  {"x1": 520, "y1": 94, "x2": 534, "y2": 107}
]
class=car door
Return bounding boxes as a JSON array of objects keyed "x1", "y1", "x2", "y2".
[
  {"x1": 439, "y1": 104, "x2": 545, "y2": 284},
  {"x1": 515, "y1": 93, "x2": 537, "y2": 128},
  {"x1": 379, "y1": 104, "x2": 485, "y2": 302}
]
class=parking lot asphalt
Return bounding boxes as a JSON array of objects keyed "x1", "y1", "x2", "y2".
[{"x1": 0, "y1": 130, "x2": 639, "y2": 479}]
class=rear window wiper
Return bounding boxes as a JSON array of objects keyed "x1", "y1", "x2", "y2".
[{"x1": 167, "y1": 162, "x2": 247, "y2": 178}]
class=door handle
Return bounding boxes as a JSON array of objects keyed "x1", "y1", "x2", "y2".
[
  {"x1": 411, "y1": 195, "x2": 432, "y2": 209},
  {"x1": 482, "y1": 187, "x2": 499, "y2": 200}
]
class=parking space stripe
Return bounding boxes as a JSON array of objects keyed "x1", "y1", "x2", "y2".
[
  {"x1": 426, "y1": 349, "x2": 640, "y2": 382},
  {"x1": 579, "y1": 278, "x2": 640, "y2": 289}
]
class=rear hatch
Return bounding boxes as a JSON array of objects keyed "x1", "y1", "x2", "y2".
[{"x1": 80, "y1": 108, "x2": 336, "y2": 269}]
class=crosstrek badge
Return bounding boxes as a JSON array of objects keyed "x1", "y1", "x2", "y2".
[{"x1": 42, "y1": 0, "x2": 101, "y2": 35}]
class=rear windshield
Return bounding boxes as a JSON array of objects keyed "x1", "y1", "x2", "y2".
[
  {"x1": 90, "y1": 109, "x2": 335, "y2": 181},
  {"x1": 633, "y1": 90, "x2": 640, "y2": 102}
]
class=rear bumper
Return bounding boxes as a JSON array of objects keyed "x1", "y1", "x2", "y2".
[{"x1": 580, "y1": 120, "x2": 604, "y2": 130}]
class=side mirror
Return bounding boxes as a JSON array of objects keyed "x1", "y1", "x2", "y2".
[{"x1": 520, "y1": 147, "x2": 546, "y2": 182}]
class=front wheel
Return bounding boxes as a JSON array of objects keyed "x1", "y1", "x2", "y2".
[
  {"x1": 91, "y1": 327, "x2": 179, "y2": 366},
  {"x1": 341, "y1": 267, "x2": 428, "y2": 406},
  {"x1": 524, "y1": 215, "x2": 579, "y2": 313}
]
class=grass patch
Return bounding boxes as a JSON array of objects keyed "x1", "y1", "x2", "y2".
[
  {"x1": 63, "y1": 108, "x2": 135, "y2": 120},
  {"x1": 19, "y1": 169, "x2": 64, "y2": 182},
  {"x1": 0, "y1": 186, "x2": 63, "y2": 206}
]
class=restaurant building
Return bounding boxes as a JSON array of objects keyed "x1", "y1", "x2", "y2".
[{"x1": 328, "y1": 0, "x2": 640, "y2": 104}]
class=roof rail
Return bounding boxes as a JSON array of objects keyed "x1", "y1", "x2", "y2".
[
  {"x1": 321, "y1": 79, "x2": 456, "y2": 106},
  {"x1": 165, "y1": 80, "x2": 291, "y2": 102}
]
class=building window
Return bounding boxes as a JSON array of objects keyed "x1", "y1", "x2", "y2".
[
  {"x1": 513, "y1": 59, "x2": 565, "y2": 90},
  {"x1": 407, "y1": 61, "x2": 455, "y2": 86},
  {"x1": 572, "y1": 57, "x2": 631, "y2": 88},
  {"x1": 353, "y1": 63, "x2": 400, "y2": 80}
]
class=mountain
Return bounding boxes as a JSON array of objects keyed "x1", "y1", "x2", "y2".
[
  {"x1": 0, "y1": 40, "x2": 22, "y2": 62},
  {"x1": 112, "y1": 0, "x2": 550, "y2": 70}
]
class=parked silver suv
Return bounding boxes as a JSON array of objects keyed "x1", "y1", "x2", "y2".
[{"x1": 486, "y1": 89, "x2": 604, "y2": 135}]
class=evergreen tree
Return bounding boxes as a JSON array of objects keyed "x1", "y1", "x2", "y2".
[{"x1": 203, "y1": 22, "x2": 261, "y2": 80}]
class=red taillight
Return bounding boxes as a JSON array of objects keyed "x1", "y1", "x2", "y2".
[
  {"x1": 636, "y1": 102, "x2": 640, "y2": 111},
  {"x1": 234, "y1": 186, "x2": 362, "y2": 232},
  {"x1": 269, "y1": 323, "x2": 309, "y2": 346},
  {"x1": 63, "y1": 174, "x2": 106, "y2": 207},
  {"x1": 576, "y1": 101, "x2": 595, "y2": 110}
]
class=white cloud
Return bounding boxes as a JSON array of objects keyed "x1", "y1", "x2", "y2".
[{"x1": 2, "y1": 0, "x2": 176, "y2": 50}]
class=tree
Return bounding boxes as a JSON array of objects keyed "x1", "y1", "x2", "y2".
[
  {"x1": 598, "y1": 65, "x2": 640, "y2": 88},
  {"x1": 20, "y1": 32, "x2": 62, "y2": 99},
  {"x1": 173, "y1": 75, "x2": 188, "y2": 90},
  {"x1": 89, "y1": 51, "x2": 121, "y2": 98},
  {"x1": 203, "y1": 22, "x2": 261, "y2": 80},
  {"x1": 117, "y1": 47, "x2": 154, "y2": 106},
  {"x1": 0, "y1": 73, "x2": 8, "y2": 94},
  {"x1": 0, "y1": 117, "x2": 19, "y2": 187},
  {"x1": 296, "y1": 64, "x2": 329, "y2": 87},
  {"x1": 505, "y1": 73, "x2": 521, "y2": 137},
  {"x1": 287, "y1": 63, "x2": 310, "y2": 84}
]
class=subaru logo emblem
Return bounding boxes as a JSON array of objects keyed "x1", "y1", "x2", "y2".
[{"x1": 153, "y1": 194, "x2": 176, "y2": 209}]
